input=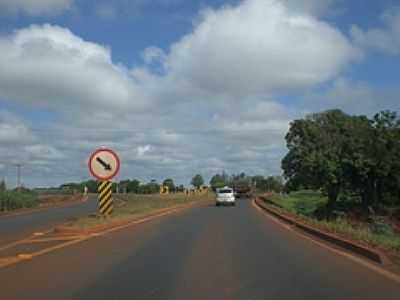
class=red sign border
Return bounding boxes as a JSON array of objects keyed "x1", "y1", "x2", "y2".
[{"x1": 88, "y1": 148, "x2": 120, "y2": 181}]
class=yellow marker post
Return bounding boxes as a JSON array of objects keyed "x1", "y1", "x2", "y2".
[
  {"x1": 160, "y1": 185, "x2": 169, "y2": 195},
  {"x1": 98, "y1": 181, "x2": 113, "y2": 216}
]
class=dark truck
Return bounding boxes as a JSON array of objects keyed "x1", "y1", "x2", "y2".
[{"x1": 233, "y1": 182, "x2": 252, "y2": 198}]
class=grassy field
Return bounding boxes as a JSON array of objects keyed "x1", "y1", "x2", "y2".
[
  {"x1": 263, "y1": 191, "x2": 400, "y2": 255},
  {"x1": 70, "y1": 192, "x2": 214, "y2": 229}
]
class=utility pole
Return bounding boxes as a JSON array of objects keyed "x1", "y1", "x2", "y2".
[{"x1": 15, "y1": 164, "x2": 23, "y2": 189}]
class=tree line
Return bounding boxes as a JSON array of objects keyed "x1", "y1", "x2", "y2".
[
  {"x1": 209, "y1": 172, "x2": 283, "y2": 192},
  {"x1": 59, "y1": 172, "x2": 284, "y2": 195},
  {"x1": 282, "y1": 110, "x2": 400, "y2": 210},
  {"x1": 56, "y1": 174, "x2": 206, "y2": 195}
]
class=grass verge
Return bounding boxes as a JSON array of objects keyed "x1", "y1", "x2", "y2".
[
  {"x1": 262, "y1": 191, "x2": 400, "y2": 258},
  {"x1": 69, "y1": 192, "x2": 214, "y2": 229},
  {"x1": 0, "y1": 191, "x2": 39, "y2": 212}
]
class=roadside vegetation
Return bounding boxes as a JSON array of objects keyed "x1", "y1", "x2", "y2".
[
  {"x1": 263, "y1": 191, "x2": 400, "y2": 255},
  {"x1": 262, "y1": 109, "x2": 400, "y2": 257},
  {"x1": 0, "y1": 179, "x2": 84, "y2": 212},
  {"x1": 282, "y1": 110, "x2": 400, "y2": 215},
  {"x1": 70, "y1": 192, "x2": 214, "y2": 229},
  {"x1": 0, "y1": 190, "x2": 39, "y2": 212}
]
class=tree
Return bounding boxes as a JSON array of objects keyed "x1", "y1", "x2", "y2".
[
  {"x1": 344, "y1": 111, "x2": 400, "y2": 206},
  {"x1": 81, "y1": 180, "x2": 97, "y2": 193},
  {"x1": 137, "y1": 180, "x2": 160, "y2": 194},
  {"x1": 282, "y1": 110, "x2": 351, "y2": 210},
  {"x1": 118, "y1": 179, "x2": 140, "y2": 193},
  {"x1": 282, "y1": 109, "x2": 400, "y2": 215},
  {"x1": 251, "y1": 175, "x2": 265, "y2": 190},
  {"x1": 163, "y1": 178, "x2": 175, "y2": 192},
  {"x1": 210, "y1": 174, "x2": 226, "y2": 190},
  {"x1": 176, "y1": 184, "x2": 185, "y2": 193},
  {"x1": 251, "y1": 175, "x2": 283, "y2": 192},
  {"x1": 265, "y1": 176, "x2": 284, "y2": 193},
  {"x1": 127, "y1": 180, "x2": 140, "y2": 193},
  {"x1": 191, "y1": 174, "x2": 204, "y2": 189}
]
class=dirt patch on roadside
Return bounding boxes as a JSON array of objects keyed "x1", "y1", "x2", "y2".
[{"x1": 38, "y1": 194, "x2": 84, "y2": 206}]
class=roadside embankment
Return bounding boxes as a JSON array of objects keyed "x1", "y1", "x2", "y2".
[{"x1": 255, "y1": 192, "x2": 400, "y2": 269}]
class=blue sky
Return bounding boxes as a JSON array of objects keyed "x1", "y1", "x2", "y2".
[{"x1": 0, "y1": 0, "x2": 399, "y2": 188}]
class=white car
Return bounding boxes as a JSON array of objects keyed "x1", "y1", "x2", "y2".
[{"x1": 216, "y1": 187, "x2": 236, "y2": 206}]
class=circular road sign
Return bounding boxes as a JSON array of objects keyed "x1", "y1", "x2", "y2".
[{"x1": 88, "y1": 148, "x2": 120, "y2": 181}]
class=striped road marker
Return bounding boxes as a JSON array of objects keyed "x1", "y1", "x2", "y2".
[{"x1": 98, "y1": 181, "x2": 113, "y2": 216}]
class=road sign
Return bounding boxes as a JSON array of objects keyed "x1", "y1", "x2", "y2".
[
  {"x1": 98, "y1": 181, "x2": 113, "y2": 216},
  {"x1": 88, "y1": 148, "x2": 120, "y2": 181}
]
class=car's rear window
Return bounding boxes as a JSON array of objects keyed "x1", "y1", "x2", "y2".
[{"x1": 218, "y1": 189, "x2": 232, "y2": 194}]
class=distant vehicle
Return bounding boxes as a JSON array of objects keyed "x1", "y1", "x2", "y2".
[
  {"x1": 233, "y1": 182, "x2": 252, "y2": 198},
  {"x1": 216, "y1": 187, "x2": 236, "y2": 206}
]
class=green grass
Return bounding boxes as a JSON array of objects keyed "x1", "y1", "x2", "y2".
[
  {"x1": 269, "y1": 190, "x2": 327, "y2": 217},
  {"x1": 304, "y1": 217, "x2": 400, "y2": 253},
  {"x1": 71, "y1": 192, "x2": 214, "y2": 229},
  {"x1": 264, "y1": 191, "x2": 400, "y2": 254},
  {"x1": 0, "y1": 191, "x2": 39, "y2": 212}
]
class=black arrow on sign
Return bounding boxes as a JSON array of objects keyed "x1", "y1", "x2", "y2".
[{"x1": 96, "y1": 157, "x2": 112, "y2": 171}]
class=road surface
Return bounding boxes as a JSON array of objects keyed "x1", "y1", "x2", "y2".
[
  {"x1": 0, "y1": 196, "x2": 97, "y2": 247},
  {"x1": 1, "y1": 198, "x2": 399, "y2": 299}
]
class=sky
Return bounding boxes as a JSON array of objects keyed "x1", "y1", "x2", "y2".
[{"x1": 0, "y1": 0, "x2": 399, "y2": 188}]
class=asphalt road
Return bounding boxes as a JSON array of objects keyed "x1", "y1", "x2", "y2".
[
  {"x1": 1, "y1": 198, "x2": 399, "y2": 299},
  {"x1": 0, "y1": 196, "x2": 97, "y2": 246}
]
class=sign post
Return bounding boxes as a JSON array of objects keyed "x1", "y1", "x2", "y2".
[
  {"x1": 98, "y1": 181, "x2": 113, "y2": 215},
  {"x1": 88, "y1": 148, "x2": 120, "y2": 216}
]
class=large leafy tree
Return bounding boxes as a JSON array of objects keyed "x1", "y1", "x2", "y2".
[
  {"x1": 283, "y1": 109, "x2": 400, "y2": 210},
  {"x1": 345, "y1": 111, "x2": 400, "y2": 206},
  {"x1": 282, "y1": 110, "x2": 351, "y2": 208}
]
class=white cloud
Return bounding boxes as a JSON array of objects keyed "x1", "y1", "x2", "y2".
[
  {"x1": 163, "y1": 0, "x2": 356, "y2": 98},
  {"x1": 351, "y1": 7, "x2": 400, "y2": 55},
  {"x1": 0, "y1": 24, "x2": 147, "y2": 114},
  {"x1": 0, "y1": 111, "x2": 68, "y2": 188},
  {"x1": 0, "y1": 0, "x2": 73, "y2": 16},
  {"x1": 0, "y1": 111, "x2": 34, "y2": 145},
  {"x1": 25, "y1": 144, "x2": 65, "y2": 161}
]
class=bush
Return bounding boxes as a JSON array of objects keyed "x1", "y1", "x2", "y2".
[{"x1": 0, "y1": 191, "x2": 39, "y2": 212}]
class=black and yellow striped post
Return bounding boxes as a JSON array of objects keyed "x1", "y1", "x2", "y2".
[{"x1": 98, "y1": 181, "x2": 113, "y2": 216}]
